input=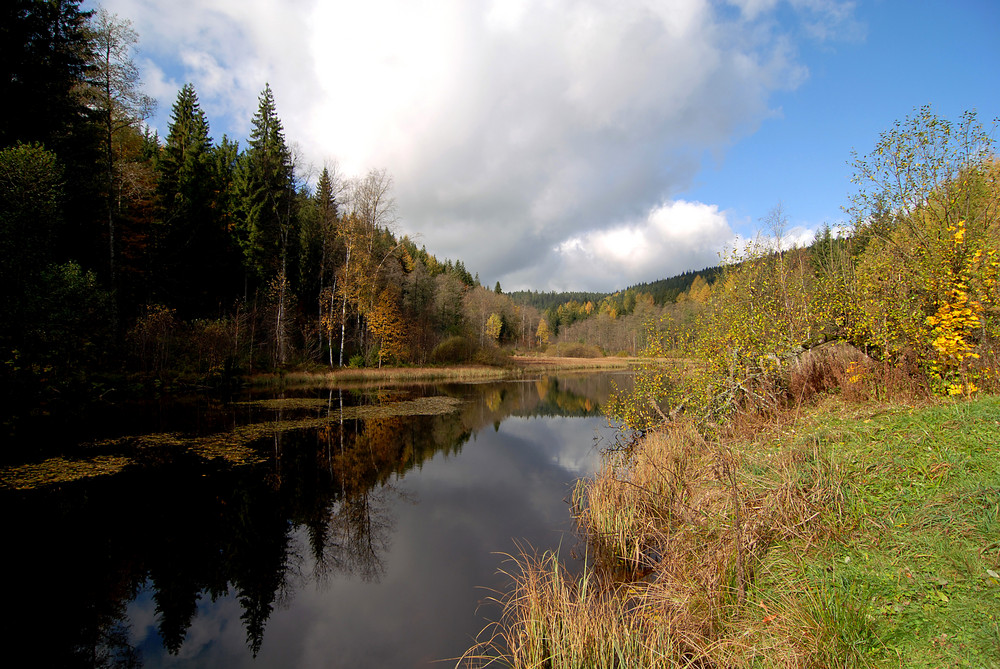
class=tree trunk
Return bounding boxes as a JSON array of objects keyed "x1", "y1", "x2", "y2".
[
  {"x1": 339, "y1": 246, "x2": 351, "y2": 367},
  {"x1": 276, "y1": 259, "x2": 287, "y2": 366},
  {"x1": 339, "y1": 292, "x2": 348, "y2": 367},
  {"x1": 329, "y1": 277, "x2": 337, "y2": 367}
]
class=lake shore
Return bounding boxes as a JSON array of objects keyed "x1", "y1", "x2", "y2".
[
  {"x1": 463, "y1": 394, "x2": 1000, "y2": 667},
  {"x1": 248, "y1": 354, "x2": 657, "y2": 387}
]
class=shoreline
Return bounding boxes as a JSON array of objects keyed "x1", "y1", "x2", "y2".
[
  {"x1": 248, "y1": 354, "x2": 651, "y2": 387},
  {"x1": 463, "y1": 393, "x2": 1000, "y2": 667}
]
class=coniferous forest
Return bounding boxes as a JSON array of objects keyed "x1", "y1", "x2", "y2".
[{"x1": 0, "y1": 1, "x2": 726, "y2": 429}]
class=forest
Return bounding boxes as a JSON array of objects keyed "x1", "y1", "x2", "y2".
[
  {"x1": 1, "y1": 0, "x2": 722, "y2": 431},
  {"x1": 0, "y1": 2, "x2": 559, "y2": 421},
  {"x1": 4, "y1": 0, "x2": 1000, "y2": 434}
]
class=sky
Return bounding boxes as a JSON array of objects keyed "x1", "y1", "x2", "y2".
[{"x1": 84, "y1": 0, "x2": 1000, "y2": 293}]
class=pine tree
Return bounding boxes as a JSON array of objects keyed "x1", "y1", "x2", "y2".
[
  {"x1": 155, "y1": 84, "x2": 236, "y2": 315},
  {"x1": 236, "y1": 84, "x2": 297, "y2": 364},
  {"x1": 301, "y1": 166, "x2": 341, "y2": 364},
  {"x1": 236, "y1": 84, "x2": 294, "y2": 282}
]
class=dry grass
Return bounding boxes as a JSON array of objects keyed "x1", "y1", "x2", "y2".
[
  {"x1": 461, "y1": 548, "x2": 692, "y2": 669},
  {"x1": 252, "y1": 357, "x2": 637, "y2": 389},
  {"x1": 788, "y1": 343, "x2": 930, "y2": 406},
  {"x1": 253, "y1": 365, "x2": 516, "y2": 387},
  {"x1": 513, "y1": 356, "x2": 637, "y2": 371},
  {"x1": 463, "y1": 408, "x2": 859, "y2": 668}
]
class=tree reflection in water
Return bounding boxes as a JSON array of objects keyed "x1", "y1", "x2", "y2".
[{"x1": 0, "y1": 373, "x2": 630, "y2": 667}]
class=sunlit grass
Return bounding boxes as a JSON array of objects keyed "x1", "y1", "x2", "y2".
[
  {"x1": 253, "y1": 357, "x2": 639, "y2": 389},
  {"x1": 461, "y1": 548, "x2": 689, "y2": 669}
]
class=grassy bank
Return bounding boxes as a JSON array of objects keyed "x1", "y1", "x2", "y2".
[{"x1": 465, "y1": 395, "x2": 1000, "y2": 667}]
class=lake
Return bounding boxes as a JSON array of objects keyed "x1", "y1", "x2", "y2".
[{"x1": 0, "y1": 371, "x2": 631, "y2": 668}]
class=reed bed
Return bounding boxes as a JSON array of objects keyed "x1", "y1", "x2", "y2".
[
  {"x1": 252, "y1": 365, "x2": 518, "y2": 387},
  {"x1": 252, "y1": 357, "x2": 638, "y2": 389}
]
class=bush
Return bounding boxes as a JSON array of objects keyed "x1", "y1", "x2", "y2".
[
  {"x1": 430, "y1": 335, "x2": 473, "y2": 363},
  {"x1": 128, "y1": 304, "x2": 177, "y2": 376},
  {"x1": 348, "y1": 354, "x2": 365, "y2": 368},
  {"x1": 549, "y1": 342, "x2": 604, "y2": 358},
  {"x1": 788, "y1": 343, "x2": 871, "y2": 403},
  {"x1": 472, "y1": 344, "x2": 511, "y2": 367}
]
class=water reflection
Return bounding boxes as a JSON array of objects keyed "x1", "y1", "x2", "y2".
[{"x1": 0, "y1": 372, "x2": 630, "y2": 668}]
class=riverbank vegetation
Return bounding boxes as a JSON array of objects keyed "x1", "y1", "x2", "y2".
[
  {"x1": 4, "y1": 6, "x2": 998, "y2": 662},
  {"x1": 462, "y1": 108, "x2": 1000, "y2": 667},
  {"x1": 466, "y1": 397, "x2": 1000, "y2": 668}
]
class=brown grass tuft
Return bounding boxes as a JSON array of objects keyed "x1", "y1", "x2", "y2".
[{"x1": 462, "y1": 412, "x2": 861, "y2": 668}]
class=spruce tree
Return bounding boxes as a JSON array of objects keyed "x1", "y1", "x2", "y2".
[
  {"x1": 0, "y1": 0, "x2": 94, "y2": 152},
  {"x1": 303, "y1": 166, "x2": 341, "y2": 363},
  {"x1": 158, "y1": 84, "x2": 212, "y2": 202},
  {"x1": 0, "y1": 0, "x2": 103, "y2": 271},
  {"x1": 236, "y1": 84, "x2": 295, "y2": 283},
  {"x1": 236, "y1": 84, "x2": 297, "y2": 363},
  {"x1": 155, "y1": 84, "x2": 232, "y2": 315}
]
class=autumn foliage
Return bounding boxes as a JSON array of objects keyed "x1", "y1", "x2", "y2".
[{"x1": 609, "y1": 108, "x2": 999, "y2": 432}]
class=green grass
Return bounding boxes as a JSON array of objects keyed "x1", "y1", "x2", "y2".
[{"x1": 742, "y1": 396, "x2": 1000, "y2": 668}]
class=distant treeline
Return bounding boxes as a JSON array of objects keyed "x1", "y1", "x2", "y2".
[{"x1": 507, "y1": 266, "x2": 721, "y2": 313}]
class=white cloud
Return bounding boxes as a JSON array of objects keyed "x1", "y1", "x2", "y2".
[
  {"x1": 88, "y1": 0, "x2": 854, "y2": 291},
  {"x1": 508, "y1": 200, "x2": 737, "y2": 291},
  {"x1": 782, "y1": 225, "x2": 822, "y2": 249}
]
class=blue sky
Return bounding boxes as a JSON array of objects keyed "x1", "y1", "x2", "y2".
[
  {"x1": 87, "y1": 0, "x2": 1000, "y2": 292},
  {"x1": 693, "y1": 1, "x2": 1000, "y2": 238}
]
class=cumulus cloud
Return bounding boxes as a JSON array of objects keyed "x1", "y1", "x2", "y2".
[
  {"x1": 508, "y1": 200, "x2": 738, "y2": 291},
  {"x1": 92, "y1": 0, "x2": 854, "y2": 291}
]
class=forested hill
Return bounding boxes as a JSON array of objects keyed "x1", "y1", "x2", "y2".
[
  {"x1": 622, "y1": 266, "x2": 723, "y2": 305},
  {"x1": 506, "y1": 290, "x2": 610, "y2": 311},
  {"x1": 507, "y1": 265, "x2": 723, "y2": 312}
]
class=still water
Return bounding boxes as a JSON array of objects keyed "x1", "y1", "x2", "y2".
[{"x1": 1, "y1": 372, "x2": 630, "y2": 668}]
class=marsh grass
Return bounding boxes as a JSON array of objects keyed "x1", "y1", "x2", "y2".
[
  {"x1": 253, "y1": 365, "x2": 517, "y2": 387},
  {"x1": 251, "y1": 357, "x2": 638, "y2": 390},
  {"x1": 465, "y1": 396, "x2": 1000, "y2": 668},
  {"x1": 461, "y1": 548, "x2": 693, "y2": 669}
]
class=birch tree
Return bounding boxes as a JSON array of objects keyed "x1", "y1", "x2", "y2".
[{"x1": 87, "y1": 8, "x2": 155, "y2": 288}]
